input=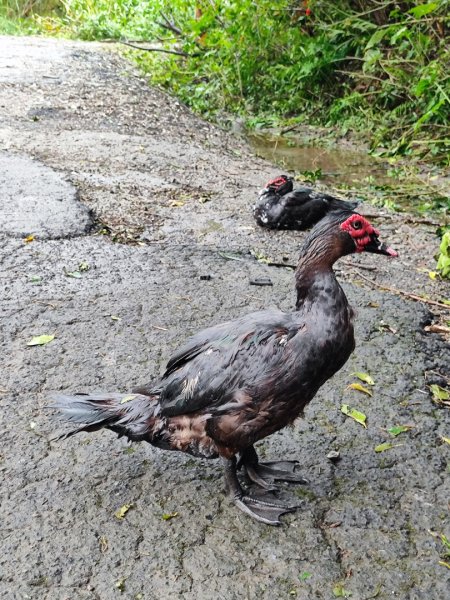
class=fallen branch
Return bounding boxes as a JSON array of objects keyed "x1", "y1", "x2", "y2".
[
  {"x1": 119, "y1": 40, "x2": 191, "y2": 57},
  {"x1": 355, "y1": 271, "x2": 450, "y2": 310}
]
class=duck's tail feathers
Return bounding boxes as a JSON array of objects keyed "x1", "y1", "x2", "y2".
[{"x1": 50, "y1": 392, "x2": 160, "y2": 442}]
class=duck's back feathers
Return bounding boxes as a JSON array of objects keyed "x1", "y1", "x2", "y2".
[
  {"x1": 136, "y1": 311, "x2": 308, "y2": 418},
  {"x1": 254, "y1": 175, "x2": 358, "y2": 230}
]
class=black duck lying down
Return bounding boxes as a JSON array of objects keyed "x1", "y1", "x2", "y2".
[
  {"x1": 253, "y1": 174, "x2": 359, "y2": 230},
  {"x1": 52, "y1": 210, "x2": 397, "y2": 526}
]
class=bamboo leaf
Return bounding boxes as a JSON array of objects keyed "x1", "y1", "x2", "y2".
[
  {"x1": 388, "y1": 425, "x2": 413, "y2": 437},
  {"x1": 430, "y1": 384, "x2": 450, "y2": 402},
  {"x1": 26, "y1": 334, "x2": 54, "y2": 346},
  {"x1": 162, "y1": 511, "x2": 178, "y2": 521},
  {"x1": 346, "y1": 382, "x2": 373, "y2": 396},
  {"x1": 352, "y1": 372, "x2": 375, "y2": 386},
  {"x1": 365, "y1": 28, "x2": 386, "y2": 50},
  {"x1": 375, "y1": 442, "x2": 394, "y2": 452},
  {"x1": 115, "y1": 503, "x2": 133, "y2": 520},
  {"x1": 409, "y1": 3, "x2": 438, "y2": 18},
  {"x1": 341, "y1": 404, "x2": 367, "y2": 428},
  {"x1": 64, "y1": 269, "x2": 82, "y2": 278}
]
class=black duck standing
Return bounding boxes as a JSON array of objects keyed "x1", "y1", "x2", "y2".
[
  {"x1": 253, "y1": 174, "x2": 359, "y2": 230},
  {"x1": 53, "y1": 210, "x2": 397, "y2": 525}
]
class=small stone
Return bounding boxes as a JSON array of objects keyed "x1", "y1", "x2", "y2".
[{"x1": 327, "y1": 450, "x2": 341, "y2": 461}]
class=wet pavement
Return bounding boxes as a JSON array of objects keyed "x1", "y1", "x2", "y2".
[
  {"x1": 0, "y1": 35, "x2": 449, "y2": 600},
  {"x1": 0, "y1": 152, "x2": 92, "y2": 238}
]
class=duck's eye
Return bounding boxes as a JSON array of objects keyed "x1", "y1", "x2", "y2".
[{"x1": 352, "y1": 220, "x2": 362, "y2": 230}]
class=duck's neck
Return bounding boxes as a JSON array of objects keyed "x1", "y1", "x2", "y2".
[{"x1": 295, "y1": 238, "x2": 344, "y2": 310}]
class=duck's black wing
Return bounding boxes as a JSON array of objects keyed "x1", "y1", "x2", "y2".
[
  {"x1": 277, "y1": 188, "x2": 358, "y2": 230},
  {"x1": 254, "y1": 179, "x2": 358, "y2": 230},
  {"x1": 137, "y1": 310, "x2": 309, "y2": 418}
]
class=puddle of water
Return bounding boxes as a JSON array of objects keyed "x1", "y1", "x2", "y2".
[
  {"x1": 248, "y1": 133, "x2": 450, "y2": 217},
  {"x1": 247, "y1": 132, "x2": 391, "y2": 188}
]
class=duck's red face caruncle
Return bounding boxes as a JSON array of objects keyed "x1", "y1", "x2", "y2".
[
  {"x1": 265, "y1": 175, "x2": 293, "y2": 195},
  {"x1": 340, "y1": 214, "x2": 398, "y2": 257}
]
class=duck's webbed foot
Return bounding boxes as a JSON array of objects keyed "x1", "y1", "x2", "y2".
[
  {"x1": 239, "y1": 445, "x2": 309, "y2": 490},
  {"x1": 222, "y1": 457, "x2": 298, "y2": 526}
]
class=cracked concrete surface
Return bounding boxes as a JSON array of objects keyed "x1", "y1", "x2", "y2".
[
  {"x1": 0, "y1": 35, "x2": 449, "y2": 600},
  {"x1": 0, "y1": 152, "x2": 92, "y2": 238}
]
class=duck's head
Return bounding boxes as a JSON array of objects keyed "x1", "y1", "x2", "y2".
[
  {"x1": 265, "y1": 174, "x2": 293, "y2": 196},
  {"x1": 300, "y1": 210, "x2": 398, "y2": 266},
  {"x1": 339, "y1": 212, "x2": 398, "y2": 257}
]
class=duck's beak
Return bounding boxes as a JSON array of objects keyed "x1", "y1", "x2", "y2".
[{"x1": 364, "y1": 234, "x2": 398, "y2": 257}]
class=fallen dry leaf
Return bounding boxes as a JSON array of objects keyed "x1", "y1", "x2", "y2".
[
  {"x1": 346, "y1": 382, "x2": 373, "y2": 397},
  {"x1": 99, "y1": 536, "x2": 108, "y2": 553}
]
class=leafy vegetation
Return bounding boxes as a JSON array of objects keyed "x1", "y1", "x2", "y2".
[
  {"x1": 2, "y1": 1, "x2": 449, "y2": 166},
  {"x1": 436, "y1": 230, "x2": 450, "y2": 277}
]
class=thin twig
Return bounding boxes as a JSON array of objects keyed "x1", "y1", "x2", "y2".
[
  {"x1": 355, "y1": 271, "x2": 450, "y2": 310},
  {"x1": 425, "y1": 324, "x2": 450, "y2": 335},
  {"x1": 267, "y1": 261, "x2": 296, "y2": 269},
  {"x1": 150, "y1": 324, "x2": 169, "y2": 331},
  {"x1": 425, "y1": 369, "x2": 450, "y2": 384},
  {"x1": 335, "y1": 70, "x2": 388, "y2": 85},
  {"x1": 158, "y1": 12, "x2": 183, "y2": 36},
  {"x1": 342, "y1": 261, "x2": 377, "y2": 271},
  {"x1": 360, "y1": 213, "x2": 443, "y2": 227},
  {"x1": 33, "y1": 300, "x2": 58, "y2": 309},
  {"x1": 208, "y1": 0, "x2": 225, "y2": 26}
]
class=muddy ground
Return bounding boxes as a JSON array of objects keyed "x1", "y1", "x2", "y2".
[{"x1": 0, "y1": 36, "x2": 449, "y2": 600}]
